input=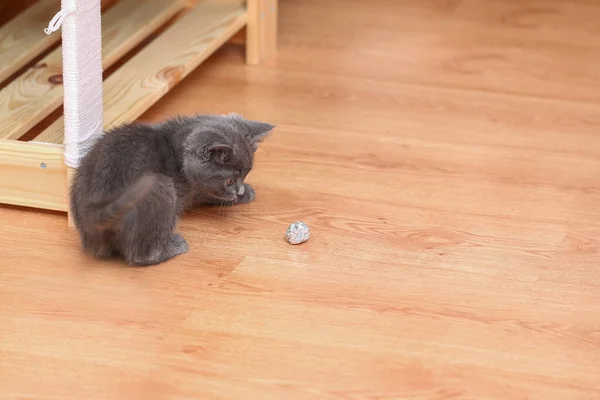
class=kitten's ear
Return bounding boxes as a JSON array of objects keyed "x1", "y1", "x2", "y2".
[
  {"x1": 245, "y1": 119, "x2": 275, "y2": 144},
  {"x1": 205, "y1": 143, "x2": 234, "y2": 164}
]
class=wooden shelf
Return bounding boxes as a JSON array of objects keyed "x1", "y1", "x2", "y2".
[
  {"x1": 0, "y1": 0, "x2": 184, "y2": 141},
  {"x1": 35, "y1": 0, "x2": 247, "y2": 144},
  {"x1": 0, "y1": 0, "x2": 277, "y2": 216}
]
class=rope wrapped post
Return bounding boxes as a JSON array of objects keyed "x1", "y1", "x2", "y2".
[{"x1": 53, "y1": 0, "x2": 104, "y2": 225}]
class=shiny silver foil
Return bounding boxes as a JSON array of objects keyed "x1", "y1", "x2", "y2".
[{"x1": 285, "y1": 221, "x2": 310, "y2": 245}]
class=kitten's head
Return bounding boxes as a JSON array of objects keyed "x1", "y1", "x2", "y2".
[{"x1": 182, "y1": 113, "x2": 274, "y2": 202}]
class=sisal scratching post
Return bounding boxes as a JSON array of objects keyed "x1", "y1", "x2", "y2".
[{"x1": 48, "y1": 0, "x2": 104, "y2": 226}]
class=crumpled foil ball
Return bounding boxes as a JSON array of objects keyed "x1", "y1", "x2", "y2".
[{"x1": 285, "y1": 221, "x2": 310, "y2": 245}]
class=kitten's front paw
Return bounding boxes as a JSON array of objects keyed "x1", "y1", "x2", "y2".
[
  {"x1": 171, "y1": 233, "x2": 189, "y2": 254},
  {"x1": 237, "y1": 183, "x2": 255, "y2": 204}
]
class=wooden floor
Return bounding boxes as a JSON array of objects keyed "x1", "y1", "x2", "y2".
[{"x1": 2, "y1": 0, "x2": 600, "y2": 398}]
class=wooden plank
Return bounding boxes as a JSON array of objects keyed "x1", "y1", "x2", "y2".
[
  {"x1": 34, "y1": 0, "x2": 248, "y2": 144},
  {"x1": 0, "y1": 0, "x2": 184, "y2": 141},
  {"x1": 0, "y1": 0, "x2": 60, "y2": 84},
  {"x1": 246, "y1": 0, "x2": 278, "y2": 65},
  {"x1": 0, "y1": 139, "x2": 67, "y2": 211}
]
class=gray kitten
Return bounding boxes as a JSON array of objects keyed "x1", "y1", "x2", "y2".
[{"x1": 70, "y1": 113, "x2": 274, "y2": 266}]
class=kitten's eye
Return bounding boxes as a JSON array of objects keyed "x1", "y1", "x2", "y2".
[{"x1": 226, "y1": 178, "x2": 235, "y2": 186}]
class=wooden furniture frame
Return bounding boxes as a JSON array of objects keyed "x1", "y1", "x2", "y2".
[{"x1": 0, "y1": 0, "x2": 277, "y2": 223}]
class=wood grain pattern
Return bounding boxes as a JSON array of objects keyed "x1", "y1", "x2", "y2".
[
  {"x1": 33, "y1": 0, "x2": 247, "y2": 144},
  {"x1": 0, "y1": 0, "x2": 184, "y2": 140},
  {"x1": 0, "y1": 139, "x2": 67, "y2": 211},
  {"x1": 2, "y1": 0, "x2": 600, "y2": 399},
  {"x1": 0, "y1": 0, "x2": 60, "y2": 84}
]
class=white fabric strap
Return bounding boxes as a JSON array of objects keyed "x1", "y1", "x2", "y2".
[
  {"x1": 60, "y1": 0, "x2": 104, "y2": 168},
  {"x1": 44, "y1": 9, "x2": 65, "y2": 35}
]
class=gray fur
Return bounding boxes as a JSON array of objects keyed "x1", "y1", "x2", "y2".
[{"x1": 69, "y1": 113, "x2": 274, "y2": 266}]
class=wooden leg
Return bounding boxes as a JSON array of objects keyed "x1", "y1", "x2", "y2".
[
  {"x1": 66, "y1": 167, "x2": 76, "y2": 227},
  {"x1": 246, "y1": 0, "x2": 278, "y2": 65}
]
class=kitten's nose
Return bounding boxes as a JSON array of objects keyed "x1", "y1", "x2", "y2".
[{"x1": 237, "y1": 184, "x2": 245, "y2": 196}]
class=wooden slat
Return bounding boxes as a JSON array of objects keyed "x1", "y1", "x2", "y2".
[
  {"x1": 0, "y1": 0, "x2": 60, "y2": 84},
  {"x1": 0, "y1": 139, "x2": 67, "y2": 211},
  {"x1": 0, "y1": 0, "x2": 185, "y2": 141},
  {"x1": 34, "y1": 0, "x2": 248, "y2": 144}
]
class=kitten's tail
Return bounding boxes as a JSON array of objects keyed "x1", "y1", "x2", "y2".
[{"x1": 92, "y1": 174, "x2": 157, "y2": 229}]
